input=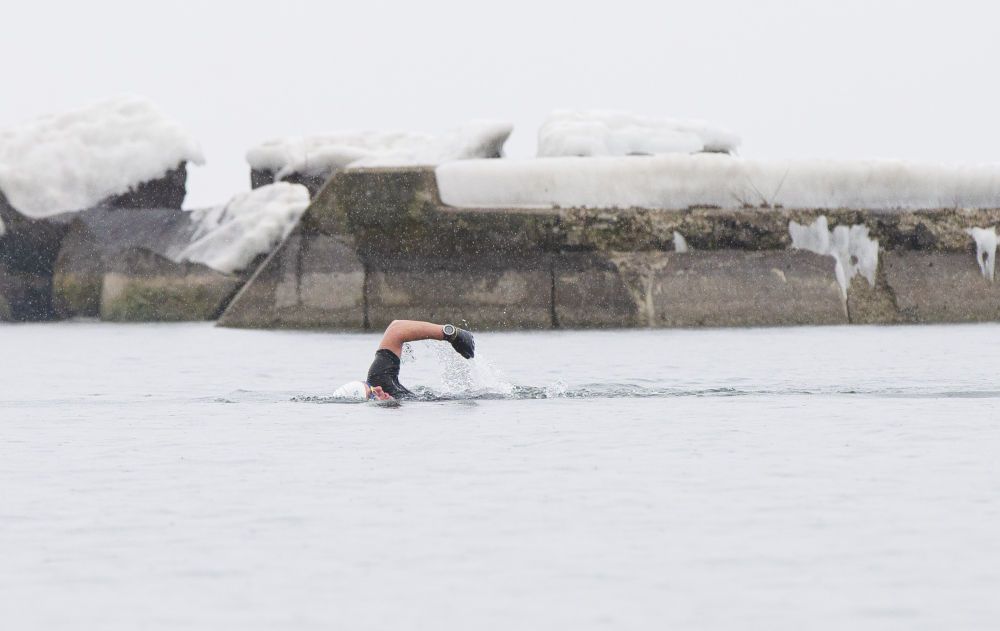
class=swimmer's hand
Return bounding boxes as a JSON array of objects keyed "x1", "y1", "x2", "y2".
[{"x1": 445, "y1": 327, "x2": 475, "y2": 359}]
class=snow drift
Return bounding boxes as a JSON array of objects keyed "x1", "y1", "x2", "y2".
[
  {"x1": 173, "y1": 182, "x2": 310, "y2": 274},
  {"x1": 436, "y1": 154, "x2": 1000, "y2": 211},
  {"x1": 0, "y1": 95, "x2": 204, "y2": 217},
  {"x1": 247, "y1": 120, "x2": 513, "y2": 180},
  {"x1": 537, "y1": 110, "x2": 740, "y2": 157}
]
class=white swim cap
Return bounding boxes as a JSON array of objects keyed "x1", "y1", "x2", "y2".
[{"x1": 333, "y1": 380, "x2": 372, "y2": 401}]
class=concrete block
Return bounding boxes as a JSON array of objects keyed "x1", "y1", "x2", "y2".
[
  {"x1": 53, "y1": 271, "x2": 102, "y2": 317},
  {"x1": 218, "y1": 230, "x2": 365, "y2": 329},
  {"x1": 612, "y1": 250, "x2": 847, "y2": 327},
  {"x1": 366, "y1": 267, "x2": 551, "y2": 330},
  {"x1": 554, "y1": 254, "x2": 638, "y2": 328},
  {"x1": 845, "y1": 267, "x2": 905, "y2": 324},
  {"x1": 98, "y1": 249, "x2": 239, "y2": 322},
  {"x1": 882, "y1": 251, "x2": 1000, "y2": 322},
  {"x1": 277, "y1": 234, "x2": 365, "y2": 328}
]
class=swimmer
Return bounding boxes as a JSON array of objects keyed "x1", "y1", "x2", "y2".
[{"x1": 333, "y1": 320, "x2": 475, "y2": 401}]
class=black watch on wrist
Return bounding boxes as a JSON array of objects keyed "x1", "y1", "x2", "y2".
[{"x1": 442, "y1": 324, "x2": 456, "y2": 341}]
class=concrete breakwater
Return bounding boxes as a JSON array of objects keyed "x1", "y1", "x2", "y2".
[
  {"x1": 218, "y1": 167, "x2": 1000, "y2": 329},
  {"x1": 0, "y1": 166, "x2": 243, "y2": 323}
]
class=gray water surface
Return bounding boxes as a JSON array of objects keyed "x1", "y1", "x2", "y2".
[{"x1": 2, "y1": 322, "x2": 999, "y2": 630}]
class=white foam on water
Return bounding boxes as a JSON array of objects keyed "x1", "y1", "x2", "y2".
[
  {"x1": 966, "y1": 227, "x2": 998, "y2": 281},
  {"x1": 403, "y1": 340, "x2": 515, "y2": 398}
]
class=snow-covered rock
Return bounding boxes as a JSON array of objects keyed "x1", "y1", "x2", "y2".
[
  {"x1": 537, "y1": 110, "x2": 740, "y2": 157},
  {"x1": 173, "y1": 182, "x2": 310, "y2": 274},
  {"x1": 247, "y1": 120, "x2": 512, "y2": 195},
  {"x1": 436, "y1": 154, "x2": 1000, "y2": 211},
  {"x1": 0, "y1": 95, "x2": 204, "y2": 217},
  {"x1": 51, "y1": 183, "x2": 310, "y2": 320}
]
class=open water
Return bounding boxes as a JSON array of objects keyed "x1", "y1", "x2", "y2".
[{"x1": 1, "y1": 322, "x2": 999, "y2": 630}]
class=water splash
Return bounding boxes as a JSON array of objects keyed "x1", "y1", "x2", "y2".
[{"x1": 292, "y1": 383, "x2": 1000, "y2": 404}]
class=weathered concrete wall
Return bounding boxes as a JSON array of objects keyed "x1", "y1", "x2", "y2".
[
  {"x1": 52, "y1": 209, "x2": 240, "y2": 322},
  {"x1": 97, "y1": 249, "x2": 239, "y2": 322},
  {"x1": 219, "y1": 166, "x2": 1000, "y2": 330},
  {"x1": 0, "y1": 190, "x2": 68, "y2": 321},
  {"x1": 1, "y1": 163, "x2": 199, "y2": 321},
  {"x1": 219, "y1": 226, "x2": 365, "y2": 328}
]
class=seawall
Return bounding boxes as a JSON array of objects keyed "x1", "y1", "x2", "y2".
[{"x1": 218, "y1": 167, "x2": 1000, "y2": 330}]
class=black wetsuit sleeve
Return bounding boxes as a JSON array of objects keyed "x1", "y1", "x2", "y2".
[{"x1": 366, "y1": 349, "x2": 412, "y2": 398}]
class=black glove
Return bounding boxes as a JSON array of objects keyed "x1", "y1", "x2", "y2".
[{"x1": 444, "y1": 326, "x2": 475, "y2": 359}]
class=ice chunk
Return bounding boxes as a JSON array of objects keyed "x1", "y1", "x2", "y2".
[
  {"x1": 173, "y1": 182, "x2": 310, "y2": 274},
  {"x1": 673, "y1": 231, "x2": 689, "y2": 253},
  {"x1": 789, "y1": 216, "x2": 879, "y2": 297},
  {"x1": 0, "y1": 216, "x2": 5, "y2": 237},
  {"x1": 966, "y1": 227, "x2": 998, "y2": 281},
  {"x1": 0, "y1": 95, "x2": 204, "y2": 217},
  {"x1": 788, "y1": 215, "x2": 831, "y2": 253},
  {"x1": 537, "y1": 110, "x2": 740, "y2": 157},
  {"x1": 847, "y1": 224, "x2": 879, "y2": 286},
  {"x1": 436, "y1": 155, "x2": 1000, "y2": 211},
  {"x1": 247, "y1": 120, "x2": 512, "y2": 178}
]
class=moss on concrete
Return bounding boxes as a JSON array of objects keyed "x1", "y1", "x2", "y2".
[
  {"x1": 52, "y1": 272, "x2": 102, "y2": 318},
  {"x1": 101, "y1": 276, "x2": 234, "y2": 321}
]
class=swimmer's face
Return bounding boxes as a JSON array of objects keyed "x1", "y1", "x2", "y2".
[{"x1": 370, "y1": 385, "x2": 393, "y2": 401}]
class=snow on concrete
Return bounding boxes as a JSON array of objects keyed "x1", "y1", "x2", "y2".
[
  {"x1": 0, "y1": 217, "x2": 5, "y2": 237},
  {"x1": 672, "y1": 231, "x2": 689, "y2": 253},
  {"x1": 436, "y1": 154, "x2": 1000, "y2": 211},
  {"x1": 173, "y1": 182, "x2": 310, "y2": 274},
  {"x1": 351, "y1": 120, "x2": 512, "y2": 168},
  {"x1": 0, "y1": 95, "x2": 204, "y2": 218},
  {"x1": 247, "y1": 121, "x2": 512, "y2": 179},
  {"x1": 538, "y1": 110, "x2": 740, "y2": 157},
  {"x1": 789, "y1": 216, "x2": 879, "y2": 298},
  {"x1": 966, "y1": 227, "x2": 998, "y2": 281}
]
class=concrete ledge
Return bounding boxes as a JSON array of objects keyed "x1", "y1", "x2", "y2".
[
  {"x1": 98, "y1": 250, "x2": 239, "y2": 322},
  {"x1": 217, "y1": 166, "x2": 1000, "y2": 330}
]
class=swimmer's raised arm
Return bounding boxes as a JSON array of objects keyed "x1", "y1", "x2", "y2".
[{"x1": 377, "y1": 320, "x2": 475, "y2": 359}]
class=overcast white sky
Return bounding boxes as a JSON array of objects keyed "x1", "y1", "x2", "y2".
[{"x1": 2, "y1": 0, "x2": 998, "y2": 207}]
